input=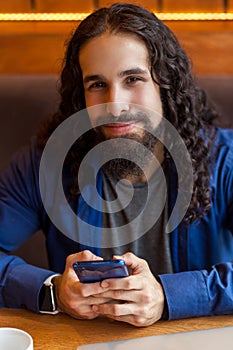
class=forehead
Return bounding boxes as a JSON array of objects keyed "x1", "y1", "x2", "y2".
[{"x1": 79, "y1": 32, "x2": 150, "y2": 75}]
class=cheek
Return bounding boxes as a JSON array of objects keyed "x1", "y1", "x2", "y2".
[
  {"x1": 84, "y1": 93, "x2": 94, "y2": 108},
  {"x1": 84, "y1": 90, "x2": 105, "y2": 108},
  {"x1": 86, "y1": 104, "x2": 107, "y2": 126},
  {"x1": 135, "y1": 88, "x2": 162, "y2": 114},
  {"x1": 151, "y1": 96, "x2": 163, "y2": 116}
]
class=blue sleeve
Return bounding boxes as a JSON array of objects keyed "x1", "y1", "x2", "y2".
[
  {"x1": 0, "y1": 142, "x2": 41, "y2": 250},
  {"x1": 0, "y1": 141, "x2": 55, "y2": 312},
  {"x1": 0, "y1": 252, "x2": 55, "y2": 312},
  {"x1": 159, "y1": 130, "x2": 233, "y2": 320},
  {"x1": 159, "y1": 262, "x2": 233, "y2": 319}
]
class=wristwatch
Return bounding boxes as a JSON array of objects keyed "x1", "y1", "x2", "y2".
[{"x1": 40, "y1": 274, "x2": 60, "y2": 315}]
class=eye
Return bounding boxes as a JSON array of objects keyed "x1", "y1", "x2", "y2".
[
  {"x1": 88, "y1": 81, "x2": 106, "y2": 90},
  {"x1": 126, "y1": 76, "x2": 144, "y2": 85}
]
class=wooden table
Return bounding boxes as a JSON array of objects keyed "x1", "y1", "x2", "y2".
[{"x1": 0, "y1": 308, "x2": 233, "y2": 349}]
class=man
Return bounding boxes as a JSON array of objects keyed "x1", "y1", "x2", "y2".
[{"x1": 0, "y1": 3, "x2": 232, "y2": 327}]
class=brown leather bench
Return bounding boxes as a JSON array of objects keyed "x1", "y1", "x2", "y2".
[{"x1": 1, "y1": 75, "x2": 232, "y2": 169}]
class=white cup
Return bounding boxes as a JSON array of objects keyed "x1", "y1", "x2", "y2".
[{"x1": 0, "y1": 327, "x2": 33, "y2": 350}]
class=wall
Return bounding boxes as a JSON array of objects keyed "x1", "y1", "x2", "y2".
[{"x1": 0, "y1": 0, "x2": 233, "y2": 75}]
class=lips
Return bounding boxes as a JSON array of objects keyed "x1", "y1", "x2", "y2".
[{"x1": 104, "y1": 121, "x2": 138, "y2": 136}]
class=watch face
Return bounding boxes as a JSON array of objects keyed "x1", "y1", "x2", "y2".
[{"x1": 40, "y1": 284, "x2": 57, "y2": 313}]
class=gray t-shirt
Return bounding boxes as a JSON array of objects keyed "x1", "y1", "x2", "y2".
[{"x1": 100, "y1": 168, "x2": 173, "y2": 276}]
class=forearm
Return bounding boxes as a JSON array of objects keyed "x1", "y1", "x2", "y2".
[
  {"x1": 0, "y1": 252, "x2": 55, "y2": 312},
  {"x1": 159, "y1": 261, "x2": 233, "y2": 319}
]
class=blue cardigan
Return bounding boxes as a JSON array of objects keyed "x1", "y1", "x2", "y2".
[{"x1": 0, "y1": 128, "x2": 233, "y2": 319}]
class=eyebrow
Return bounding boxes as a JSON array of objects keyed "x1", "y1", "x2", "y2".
[
  {"x1": 118, "y1": 68, "x2": 148, "y2": 77},
  {"x1": 83, "y1": 67, "x2": 148, "y2": 85}
]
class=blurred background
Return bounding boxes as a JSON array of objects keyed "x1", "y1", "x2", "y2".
[
  {"x1": 1, "y1": 0, "x2": 233, "y2": 167},
  {"x1": 1, "y1": 0, "x2": 233, "y2": 75},
  {"x1": 0, "y1": 0, "x2": 233, "y2": 267}
]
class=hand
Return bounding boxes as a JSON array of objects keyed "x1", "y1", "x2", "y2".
[
  {"x1": 91, "y1": 252, "x2": 165, "y2": 327},
  {"x1": 53, "y1": 250, "x2": 111, "y2": 320}
]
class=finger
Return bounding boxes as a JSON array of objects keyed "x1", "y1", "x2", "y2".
[
  {"x1": 105, "y1": 314, "x2": 153, "y2": 327},
  {"x1": 100, "y1": 275, "x2": 143, "y2": 291},
  {"x1": 66, "y1": 250, "x2": 103, "y2": 268},
  {"x1": 92, "y1": 303, "x2": 157, "y2": 327},
  {"x1": 71, "y1": 280, "x2": 109, "y2": 297},
  {"x1": 93, "y1": 289, "x2": 141, "y2": 303},
  {"x1": 70, "y1": 304, "x2": 99, "y2": 320},
  {"x1": 85, "y1": 296, "x2": 113, "y2": 305},
  {"x1": 92, "y1": 302, "x2": 134, "y2": 317}
]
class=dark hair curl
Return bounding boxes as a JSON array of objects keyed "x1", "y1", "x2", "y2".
[{"x1": 37, "y1": 2, "x2": 218, "y2": 222}]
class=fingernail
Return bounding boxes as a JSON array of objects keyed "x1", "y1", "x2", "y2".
[
  {"x1": 101, "y1": 280, "x2": 109, "y2": 288},
  {"x1": 92, "y1": 305, "x2": 99, "y2": 312}
]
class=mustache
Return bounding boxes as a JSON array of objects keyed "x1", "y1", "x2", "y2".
[{"x1": 93, "y1": 111, "x2": 151, "y2": 126}]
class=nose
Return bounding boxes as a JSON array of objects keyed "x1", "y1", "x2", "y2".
[
  {"x1": 106, "y1": 86, "x2": 130, "y2": 116},
  {"x1": 106, "y1": 102, "x2": 130, "y2": 116}
]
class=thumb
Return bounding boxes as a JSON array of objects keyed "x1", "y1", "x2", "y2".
[{"x1": 113, "y1": 252, "x2": 148, "y2": 275}]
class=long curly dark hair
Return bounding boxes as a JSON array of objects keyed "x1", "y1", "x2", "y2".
[{"x1": 37, "y1": 2, "x2": 218, "y2": 222}]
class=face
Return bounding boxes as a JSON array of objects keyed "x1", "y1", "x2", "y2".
[
  {"x1": 79, "y1": 32, "x2": 163, "y2": 180},
  {"x1": 79, "y1": 32, "x2": 163, "y2": 140}
]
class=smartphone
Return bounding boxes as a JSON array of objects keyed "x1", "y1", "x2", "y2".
[{"x1": 73, "y1": 259, "x2": 129, "y2": 283}]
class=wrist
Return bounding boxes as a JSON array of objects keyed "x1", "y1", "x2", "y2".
[
  {"x1": 39, "y1": 274, "x2": 61, "y2": 315},
  {"x1": 156, "y1": 275, "x2": 169, "y2": 320},
  {"x1": 52, "y1": 275, "x2": 63, "y2": 313}
]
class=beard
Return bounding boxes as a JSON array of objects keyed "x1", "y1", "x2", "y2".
[{"x1": 93, "y1": 111, "x2": 161, "y2": 180}]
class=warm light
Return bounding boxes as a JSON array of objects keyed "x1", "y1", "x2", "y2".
[
  {"x1": 0, "y1": 13, "x2": 88, "y2": 21},
  {"x1": 159, "y1": 12, "x2": 233, "y2": 21},
  {"x1": 0, "y1": 12, "x2": 233, "y2": 21}
]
